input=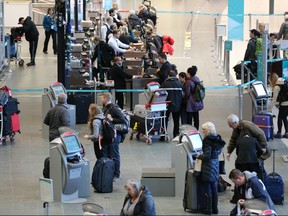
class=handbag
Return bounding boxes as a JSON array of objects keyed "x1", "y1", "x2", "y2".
[
  {"x1": 193, "y1": 158, "x2": 202, "y2": 176},
  {"x1": 219, "y1": 152, "x2": 226, "y2": 175}
]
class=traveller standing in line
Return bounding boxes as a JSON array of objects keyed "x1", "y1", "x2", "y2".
[
  {"x1": 44, "y1": 93, "x2": 70, "y2": 142},
  {"x1": 100, "y1": 93, "x2": 126, "y2": 182},
  {"x1": 196, "y1": 122, "x2": 225, "y2": 215},
  {"x1": 156, "y1": 53, "x2": 172, "y2": 85},
  {"x1": 110, "y1": 56, "x2": 133, "y2": 109},
  {"x1": 161, "y1": 71, "x2": 183, "y2": 138},
  {"x1": 42, "y1": 8, "x2": 57, "y2": 55},
  {"x1": 277, "y1": 12, "x2": 288, "y2": 59},
  {"x1": 120, "y1": 179, "x2": 156, "y2": 216},
  {"x1": 83, "y1": 104, "x2": 105, "y2": 159},
  {"x1": 184, "y1": 66, "x2": 203, "y2": 130},
  {"x1": 178, "y1": 72, "x2": 187, "y2": 124},
  {"x1": 18, "y1": 16, "x2": 39, "y2": 66},
  {"x1": 268, "y1": 72, "x2": 288, "y2": 138}
]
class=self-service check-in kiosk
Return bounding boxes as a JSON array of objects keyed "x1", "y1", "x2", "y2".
[
  {"x1": 171, "y1": 126, "x2": 203, "y2": 197},
  {"x1": 242, "y1": 81, "x2": 270, "y2": 121},
  {"x1": 42, "y1": 82, "x2": 76, "y2": 138},
  {"x1": 50, "y1": 131, "x2": 90, "y2": 203}
]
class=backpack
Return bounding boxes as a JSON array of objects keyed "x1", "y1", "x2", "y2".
[
  {"x1": 105, "y1": 24, "x2": 112, "y2": 43},
  {"x1": 113, "y1": 108, "x2": 130, "y2": 135},
  {"x1": 277, "y1": 81, "x2": 288, "y2": 103},
  {"x1": 255, "y1": 37, "x2": 262, "y2": 58},
  {"x1": 97, "y1": 117, "x2": 116, "y2": 145},
  {"x1": 192, "y1": 81, "x2": 205, "y2": 102}
]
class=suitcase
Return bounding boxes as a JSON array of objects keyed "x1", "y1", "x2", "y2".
[
  {"x1": 3, "y1": 114, "x2": 12, "y2": 136},
  {"x1": 68, "y1": 93, "x2": 92, "y2": 124},
  {"x1": 252, "y1": 114, "x2": 273, "y2": 141},
  {"x1": 4, "y1": 97, "x2": 19, "y2": 115},
  {"x1": 11, "y1": 113, "x2": 20, "y2": 133},
  {"x1": 92, "y1": 158, "x2": 114, "y2": 193},
  {"x1": 134, "y1": 104, "x2": 160, "y2": 118},
  {"x1": 130, "y1": 114, "x2": 161, "y2": 135},
  {"x1": 264, "y1": 149, "x2": 284, "y2": 205},
  {"x1": 183, "y1": 169, "x2": 198, "y2": 213},
  {"x1": 149, "y1": 89, "x2": 168, "y2": 104},
  {"x1": 0, "y1": 90, "x2": 8, "y2": 106}
]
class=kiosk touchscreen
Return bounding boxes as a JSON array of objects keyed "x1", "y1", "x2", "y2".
[
  {"x1": 251, "y1": 81, "x2": 269, "y2": 99},
  {"x1": 186, "y1": 131, "x2": 203, "y2": 152},
  {"x1": 61, "y1": 132, "x2": 82, "y2": 155},
  {"x1": 50, "y1": 82, "x2": 67, "y2": 101}
]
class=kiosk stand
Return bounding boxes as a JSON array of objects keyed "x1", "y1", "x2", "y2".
[
  {"x1": 42, "y1": 82, "x2": 76, "y2": 138},
  {"x1": 50, "y1": 131, "x2": 90, "y2": 203},
  {"x1": 171, "y1": 126, "x2": 203, "y2": 198}
]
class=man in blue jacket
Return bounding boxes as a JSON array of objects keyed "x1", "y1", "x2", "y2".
[
  {"x1": 18, "y1": 16, "x2": 39, "y2": 66},
  {"x1": 229, "y1": 169, "x2": 275, "y2": 216}
]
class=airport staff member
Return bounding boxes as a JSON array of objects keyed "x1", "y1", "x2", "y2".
[
  {"x1": 18, "y1": 16, "x2": 39, "y2": 66},
  {"x1": 44, "y1": 93, "x2": 70, "y2": 142}
]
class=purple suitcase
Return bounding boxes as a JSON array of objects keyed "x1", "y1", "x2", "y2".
[{"x1": 252, "y1": 114, "x2": 273, "y2": 141}]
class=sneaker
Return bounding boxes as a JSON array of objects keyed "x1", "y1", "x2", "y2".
[
  {"x1": 283, "y1": 133, "x2": 288, "y2": 138},
  {"x1": 274, "y1": 133, "x2": 282, "y2": 138},
  {"x1": 113, "y1": 177, "x2": 120, "y2": 182},
  {"x1": 26, "y1": 62, "x2": 35, "y2": 66}
]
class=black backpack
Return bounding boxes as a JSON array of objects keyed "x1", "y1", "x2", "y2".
[
  {"x1": 192, "y1": 81, "x2": 205, "y2": 102},
  {"x1": 97, "y1": 117, "x2": 116, "y2": 145},
  {"x1": 277, "y1": 81, "x2": 288, "y2": 103},
  {"x1": 105, "y1": 24, "x2": 112, "y2": 43}
]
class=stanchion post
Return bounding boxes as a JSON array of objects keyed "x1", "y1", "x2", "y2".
[
  {"x1": 219, "y1": 49, "x2": 226, "y2": 76},
  {"x1": 238, "y1": 84, "x2": 243, "y2": 120},
  {"x1": 191, "y1": 11, "x2": 195, "y2": 39},
  {"x1": 217, "y1": 36, "x2": 223, "y2": 68},
  {"x1": 213, "y1": 17, "x2": 218, "y2": 55},
  {"x1": 248, "y1": 13, "x2": 252, "y2": 32},
  {"x1": 241, "y1": 61, "x2": 245, "y2": 85}
]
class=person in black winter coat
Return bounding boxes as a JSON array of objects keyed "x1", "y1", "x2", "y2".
[
  {"x1": 161, "y1": 71, "x2": 183, "y2": 137},
  {"x1": 128, "y1": 10, "x2": 142, "y2": 30},
  {"x1": 110, "y1": 56, "x2": 133, "y2": 109},
  {"x1": 244, "y1": 29, "x2": 259, "y2": 61},
  {"x1": 120, "y1": 179, "x2": 156, "y2": 216},
  {"x1": 157, "y1": 53, "x2": 172, "y2": 85},
  {"x1": 197, "y1": 122, "x2": 226, "y2": 215},
  {"x1": 18, "y1": 16, "x2": 39, "y2": 66}
]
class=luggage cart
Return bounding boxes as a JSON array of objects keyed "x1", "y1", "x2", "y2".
[
  {"x1": 14, "y1": 38, "x2": 24, "y2": 66},
  {"x1": 130, "y1": 101, "x2": 170, "y2": 144}
]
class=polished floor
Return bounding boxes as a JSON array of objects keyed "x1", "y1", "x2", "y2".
[{"x1": 1, "y1": 0, "x2": 288, "y2": 215}]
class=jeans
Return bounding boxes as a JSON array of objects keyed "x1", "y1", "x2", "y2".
[
  {"x1": 102, "y1": 134, "x2": 121, "y2": 178},
  {"x1": 186, "y1": 111, "x2": 199, "y2": 130},
  {"x1": 43, "y1": 30, "x2": 57, "y2": 53}
]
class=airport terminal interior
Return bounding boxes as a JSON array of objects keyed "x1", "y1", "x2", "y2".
[{"x1": 1, "y1": 0, "x2": 288, "y2": 215}]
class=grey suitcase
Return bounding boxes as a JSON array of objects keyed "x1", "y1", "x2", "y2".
[
  {"x1": 183, "y1": 169, "x2": 198, "y2": 213},
  {"x1": 134, "y1": 104, "x2": 160, "y2": 118}
]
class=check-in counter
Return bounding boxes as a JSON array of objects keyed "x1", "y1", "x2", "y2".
[
  {"x1": 123, "y1": 51, "x2": 146, "y2": 76},
  {"x1": 126, "y1": 77, "x2": 159, "y2": 111}
]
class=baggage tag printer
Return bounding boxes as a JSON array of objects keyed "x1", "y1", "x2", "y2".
[
  {"x1": 50, "y1": 131, "x2": 89, "y2": 202},
  {"x1": 250, "y1": 81, "x2": 270, "y2": 114},
  {"x1": 178, "y1": 129, "x2": 203, "y2": 170}
]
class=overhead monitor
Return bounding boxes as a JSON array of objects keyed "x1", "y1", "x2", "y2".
[
  {"x1": 60, "y1": 132, "x2": 82, "y2": 154},
  {"x1": 187, "y1": 132, "x2": 203, "y2": 152},
  {"x1": 252, "y1": 81, "x2": 268, "y2": 99},
  {"x1": 50, "y1": 82, "x2": 66, "y2": 100}
]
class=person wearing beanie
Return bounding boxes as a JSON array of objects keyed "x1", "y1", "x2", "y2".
[
  {"x1": 120, "y1": 179, "x2": 156, "y2": 216},
  {"x1": 183, "y1": 65, "x2": 204, "y2": 130},
  {"x1": 44, "y1": 93, "x2": 70, "y2": 141}
]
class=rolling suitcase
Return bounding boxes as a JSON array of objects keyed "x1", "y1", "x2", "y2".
[
  {"x1": 68, "y1": 93, "x2": 92, "y2": 124},
  {"x1": 11, "y1": 113, "x2": 20, "y2": 133},
  {"x1": 252, "y1": 114, "x2": 273, "y2": 140},
  {"x1": 130, "y1": 114, "x2": 161, "y2": 135},
  {"x1": 92, "y1": 157, "x2": 114, "y2": 193},
  {"x1": 3, "y1": 114, "x2": 12, "y2": 136},
  {"x1": 264, "y1": 149, "x2": 284, "y2": 205},
  {"x1": 183, "y1": 169, "x2": 198, "y2": 213}
]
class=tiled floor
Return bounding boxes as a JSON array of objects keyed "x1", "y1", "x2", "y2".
[{"x1": 0, "y1": 1, "x2": 288, "y2": 215}]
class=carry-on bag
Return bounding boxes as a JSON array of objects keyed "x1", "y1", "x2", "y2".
[
  {"x1": 183, "y1": 169, "x2": 198, "y2": 213},
  {"x1": 3, "y1": 114, "x2": 12, "y2": 136},
  {"x1": 0, "y1": 90, "x2": 9, "y2": 106},
  {"x1": 264, "y1": 149, "x2": 284, "y2": 205},
  {"x1": 4, "y1": 97, "x2": 19, "y2": 115},
  {"x1": 92, "y1": 157, "x2": 114, "y2": 193},
  {"x1": 130, "y1": 114, "x2": 161, "y2": 135},
  {"x1": 11, "y1": 113, "x2": 20, "y2": 133},
  {"x1": 149, "y1": 89, "x2": 168, "y2": 104},
  {"x1": 252, "y1": 114, "x2": 273, "y2": 141}
]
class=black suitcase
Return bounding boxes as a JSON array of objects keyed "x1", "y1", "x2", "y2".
[
  {"x1": 130, "y1": 114, "x2": 161, "y2": 135},
  {"x1": 3, "y1": 114, "x2": 12, "y2": 136},
  {"x1": 68, "y1": 93, "x2": 92, "y2": 124},
  {"x1": 92, "y1": 158, "x2": 114, "y2": 193},
  {"x1": 4, "y1": 97, "x2": 19, "y2": 115},
  {"x1": 264, "y1": 149, "x2": 285, "y2": 205}
]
